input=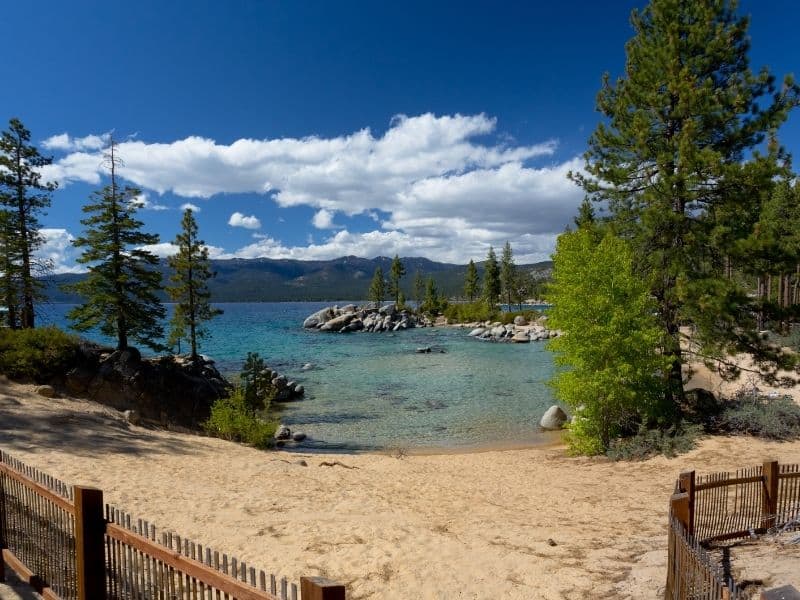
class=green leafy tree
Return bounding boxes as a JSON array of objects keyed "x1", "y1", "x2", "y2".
[
  {"x1": 464, "y1": 259, "x2": 479, "y2": 302},
  {"x1": 167, "y1": 208, "x2": 222, "y2": 361},
  {"x1": 67, "y1": 140, "x2": 165, "y2": 351},
  {"x1": 389, "y1": 254, "x2": 406, "y2": 305},
  {"x1": 499, "y1": 241, "x2": 517, "y2": 309},
  {"x1": 368, "y1": 266, "x2": 385, "y2": 305},
  {"x1": 482, "y1": 246, "x2": 500, "y2": 308},
  {"x1": 548, "y1": 229, "x2": 669, "y2": 454},
  {"x1": 570, "y1": 0, "x2": 799, "y2": 410},
  {"x1": 0, "y1": 118, "x2": 57, "y2": 328}
]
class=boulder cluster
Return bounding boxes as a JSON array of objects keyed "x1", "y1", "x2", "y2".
[
  {"x1": 261, "y1": 366, "x2": 305, "y2": 401},
  {"x1": 59, "y1": 343, "x2": 230, "y2": 427},
  {"x1": 303, "y1": 303, "x2": 432, "y2": 333},
  {"x1": 466, "y1": 315, "x2": 560, "y2": 343}
]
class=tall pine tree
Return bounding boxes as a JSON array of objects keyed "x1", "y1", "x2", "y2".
[
  {"x1": 68, "y1": 140, "x2": 166, "y2": 351},
  {"x1": 368, "y1": 266, "x2": 385, "y2": 305},
  {"x1": 571, "y1": 0, "x2": 799, "y2": 410},
  {"x1": 0, "y1": 118, "x2": 57, "y2": 328},
  {"x1": 482, "y1": 246, "x2": 500, "y2": 308},
  {"x1": 167, "y1": 208, "x2": 222, "y2": 361},
  {"x1": 499, "y1": 241, "x2": 517, "y2": 309},
  {"x1": 464, "y1": 259, "x2": 479, "y2": 302},
  {"x1": 389, "y1": 254, "x2": 406, "y2": 305}
]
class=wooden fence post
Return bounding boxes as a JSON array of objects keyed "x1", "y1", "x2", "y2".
[
  {"x1": 679, "y1": 470, "x2": 696, "y2": 536},
  {"x1": 762, "y1": 460, "x2": 779, "y2": 530},
  {"x1": 74, "y1": 486, "x2": 106, "y2": 600},
  {"x1": 0, "y1": 464, "x2": 6, "y2": 583},
  {"x1": 301, "y1": 576, "x2": 346, "y2": 600},
  {"x1": 671, "y1": 492, "x2": 690, "y2": 532}
]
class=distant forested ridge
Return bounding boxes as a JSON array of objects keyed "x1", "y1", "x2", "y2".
[{"x1": 44, "y1": 256, "x2": 553, "y2": 303}]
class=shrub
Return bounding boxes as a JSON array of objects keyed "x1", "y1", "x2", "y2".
[
  {"x1": 204, "y1": 387, "x2": 278, "y2": 449},
  {"x1": 710, "y1": 393, "x2": 800, "y2": 440},
  {"x1": 443, "y1": 301, "x2": 497, "y2": 323},
  {"x1": 605, "y1": 424, "x2": 702, "y2": 461},
  {"x1": 0, "y1": 326, "x2": 80, "y2": 381},
  {"x1": 498, "y1": 310, "x2": 541, "y2": 326}
]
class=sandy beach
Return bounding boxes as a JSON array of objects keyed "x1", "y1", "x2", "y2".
[{"x1": 2, "y1": 377, "x2": 799, "y2": 599}]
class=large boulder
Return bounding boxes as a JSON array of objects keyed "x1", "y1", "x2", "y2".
[
  {"x1": 540, "y1": 405, "x2": 568, "y2": 430},
  {"x1": 468, "y1": 327, "x2": 486, "y2": 337},
  {"x1": 511, "y1": 331, "x2": 530, "y2": 343},
  {"x1": 513, "y1": 315, "x2": 528, "y2": 326},
  {"x1": 319, "y1": 312, "x2": 356, "y2": 332},
  {"x1": 303, "y1": 307, "x2": 334, "y2": 329}
]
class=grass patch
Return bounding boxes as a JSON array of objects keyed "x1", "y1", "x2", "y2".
[
  {"x1": 0, "y1": 326, "x2": 80, "y2": 381},
  {"x1": 204, "y1": 387, "x2": 278, "y2": 449}
]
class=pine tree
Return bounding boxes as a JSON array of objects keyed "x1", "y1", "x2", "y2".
[
  {"x1": 499, "y1": 241, "x2": 517, "y2": 309},
  {"x1": 0, "y1": 118, "x2": 57, "y2": 328},
  {"x1": 368, "y1": 266, "x2": 385, "y2": 305},
  {"x1": 422, "y1": 276, "x2": 441, "y2": 314},
  {"x1": 389, "y1": 254, "x2": 406, "y2": 305},
  {"x1": 464, "y1": 259, "x2": 479, "y2": 302},
  {"x1": 482, "y1": 246, "x2": 500, "y2": 308},
  {"x1": 68, "y1": 140, "x2": 166, "y2": 351},
  {"x1": 571, "y1": 0, "x2": 799, "y2": 409},
  {"x1": 413, "y1": 270, "x2": 425, "y2": 308},
  {"x1": 167, "y1": 208, "x2": 222, "y2": 361}
]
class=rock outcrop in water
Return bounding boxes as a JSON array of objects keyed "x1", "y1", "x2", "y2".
[
  {"x1": 465, "y1": 320, "x2": 560, "y2": 343},
  {"x1": 303, "y1": 303, "x2": 433, "y2": 333}
]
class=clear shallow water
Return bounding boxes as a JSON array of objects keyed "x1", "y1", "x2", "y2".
[{"x1": 41, "y1": 302, "x2": 556, "y2": 451}]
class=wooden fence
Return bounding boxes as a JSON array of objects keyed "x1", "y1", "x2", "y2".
[
  {"x1": 0, "y1": 450, "x2": 345, "y2": 600},
  {"x1": 665, "y1": 459, "x2": 800, "y2": 600}
]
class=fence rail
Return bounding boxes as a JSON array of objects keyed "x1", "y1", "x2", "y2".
[
  {"x1": 0, "y1": 449, "x2": 346, "y2": 600},
  {"x1": 665, "y1": 459, "x2": 800, "y2": 600}
]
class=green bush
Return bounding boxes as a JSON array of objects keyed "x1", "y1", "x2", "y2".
[
  {"x1": 605, "y1": 424, "x2": 702, "y2": 461},
  {"x1": 204, "y1": 387, "x2": 278, "y2": 449},
  {"x1": 443, "y1": 301, "x2": 497, "y2": 323},
  {"x1": 711, "y1": 393, "x2": 800, "y2": 440},
  {"x1": 0, "y1": 326, "x2": 80, "y2": 381},
  {"x1": 498, "y1": 310, "x2": 541, "y2": 325}
]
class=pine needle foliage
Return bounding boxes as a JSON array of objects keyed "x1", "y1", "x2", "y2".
[
  {"x1": 570, "y1": 0, "x2": 800, "y2": 411},
  {"x1": 0, "y1": 118, "x2": 57, "y2": 328},
  {"x1": 67, "y1": 141, "x2": 165, "y2": 351},
  {"x1": 167, "y1": 208, "x2": 222, "y2": 361}
]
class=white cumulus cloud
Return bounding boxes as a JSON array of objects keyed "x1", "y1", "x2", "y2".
[
  {"x1": 35, "y1": 228, "x2": 85, "y2": 274},
  {"x1": 311, "y1": 209, "x2": 337, "y2": 229},
  {"x1": 40, "y1": 113, "x2": 585, "y2": 264},
  {"x1": 180, "y1": 202, "x2": 201, "y2": 212},
  {"x1": 41, "y1": 132, "x2": 109, "y2": 152},
  {"x1": 228, "y1": 212, "x2": 261, "y2": 230}
]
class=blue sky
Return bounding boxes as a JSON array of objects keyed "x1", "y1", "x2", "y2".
[{"x1": 3, "y1": 0, "x2": 799, "y2": 271}]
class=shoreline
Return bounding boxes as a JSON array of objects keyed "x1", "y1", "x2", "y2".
[{"x1": 3, "y1": 378, "x2": 800, "y2": 598}]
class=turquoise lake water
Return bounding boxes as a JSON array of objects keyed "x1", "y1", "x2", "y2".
[{"x1": 40, "y1": 302, "x2": 557, "y2": 451}]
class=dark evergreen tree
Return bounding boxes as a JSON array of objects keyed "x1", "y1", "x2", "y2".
[
  {"x1": 571, "y1": 0, "x2": 799, "y2": 410},
  {"x1": 167, "y1": 208, "x2": 222, "y2": 361},
  {"x1": 389, "y1": 254, "x2": 406, "y2": 305},
  {"x1": 422, "y1": 276, "x2": 441, "y2": 314},
  {"x1": 499, "y1": 241, "x2": 517, "y2": 309},
  {"x1": 482, "y1": 246, "x2": 500, "y2": 308},
  {"x1": 0, "y1": 118, "x2": 57, "y2": 328},
  {"x1": 464, "y1": 259, "x2": 479, "y2": 302},
  {"x1": 67, "y1": 140, "x2": 166, "y2": 351},
  {"x1": 413, "y1": 270, "x2": 425, "y2": 308},
  {"x1": 368, "y1": 266, "x2": 385, "y2": 305}
]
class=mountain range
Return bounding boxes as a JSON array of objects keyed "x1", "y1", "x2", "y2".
[{"x1": 45, "y1": 256, "x2": 553, "y2": 303}]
